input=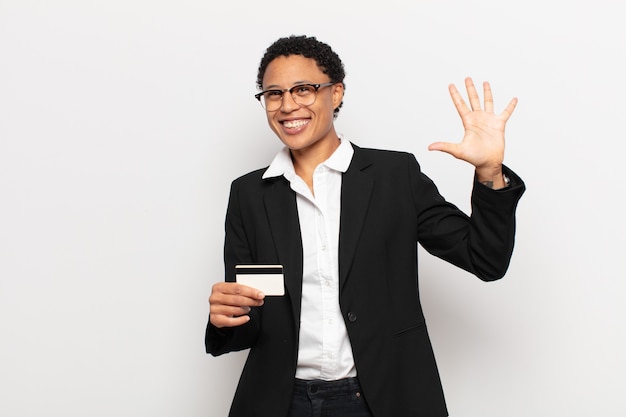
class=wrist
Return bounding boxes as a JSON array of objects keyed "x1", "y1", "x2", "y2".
[{"x1": 476, "y1": 166, "x2": 510, "y2": 190}]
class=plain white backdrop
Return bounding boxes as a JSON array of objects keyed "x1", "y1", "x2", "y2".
[{"x1": 1, "y1": 1, "x2": 624, "y2": 416}]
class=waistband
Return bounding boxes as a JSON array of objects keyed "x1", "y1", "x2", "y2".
[{"x1": 293, "y1": 377, "x2": 362, "y2": 398}]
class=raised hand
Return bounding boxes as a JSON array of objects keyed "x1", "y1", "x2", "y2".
[{"x1": 428, "y1": 77, "x2": 517, "y2": 188}]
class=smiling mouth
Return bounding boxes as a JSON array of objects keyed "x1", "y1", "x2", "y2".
[{"x1": 282, "y1": 119, "x2": 309, "y2": 129}]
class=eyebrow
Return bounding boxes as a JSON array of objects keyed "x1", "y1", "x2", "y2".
[{"x1": 264, "y1": 80, "x2": 314, "y2": 90}]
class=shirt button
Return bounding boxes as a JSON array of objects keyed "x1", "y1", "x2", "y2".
[{"x1": 347, "y1": 312, "x2": 357, "y2": 322}]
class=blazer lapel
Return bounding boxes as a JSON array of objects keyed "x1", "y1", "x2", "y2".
[
  {"x1": 339, "y1": 146, "x2": 374, "y2": 291},
  {"x1": 263, "y1": 177, "x2": 304, "y2": 330}
]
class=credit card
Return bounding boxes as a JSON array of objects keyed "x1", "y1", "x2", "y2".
[{"x1": 235, "y1": 264, "x2": 285, "y2": 296}]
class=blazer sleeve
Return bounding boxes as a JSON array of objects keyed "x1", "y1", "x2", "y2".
[
  {"x1": 411, "y1": 154, "x2": 526, "y2": 281},
  {"x1": 205, "y1": 179, "x2": 262, "y2": 356}
]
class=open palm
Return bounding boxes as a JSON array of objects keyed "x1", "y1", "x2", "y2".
[{"x1": 429, "y1": 77, "x2": 518, "y2": 173}]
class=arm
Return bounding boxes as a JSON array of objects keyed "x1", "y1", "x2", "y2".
[
  {"x1": 412, "y1": 157, "x2": 525, "y2": 281},
  {"x1": 416, "y1": 78, "x2": 525, "y2": 279},
  {"x1": 205, "y1": 182, "x2": 264, "y2": 356}
]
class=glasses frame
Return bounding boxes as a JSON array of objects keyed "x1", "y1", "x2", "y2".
[{"x1": 254, "y1": 82, "x2": 336, "y2": 111}]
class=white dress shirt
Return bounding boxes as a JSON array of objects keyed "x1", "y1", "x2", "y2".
[{"x1": 262, "y1": 137, "x2": 356, "y2": 381}]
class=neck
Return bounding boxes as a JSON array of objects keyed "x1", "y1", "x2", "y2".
[{"x1": 291, "y1": 134, "x2": 340, "y2": 193}]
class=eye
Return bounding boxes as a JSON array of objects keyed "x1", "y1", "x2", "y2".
[
  {"x1": 293, "y1": 85, "x2": 315, "y2": 96},
  {"x1": 264, "y1": 90, "x2": 283, "y2": 100}
]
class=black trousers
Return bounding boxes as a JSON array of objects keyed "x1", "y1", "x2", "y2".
[{"x1": 287, "y1": 377, "x2": 374, "y2": 417}]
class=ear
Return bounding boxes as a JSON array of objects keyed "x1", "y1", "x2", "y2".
[{"x1": 332, "y1": 83, "x2": 344, "y2": 109}]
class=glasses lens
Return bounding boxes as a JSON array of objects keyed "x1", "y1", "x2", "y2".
[
  {"x1": 291, "y1": 85, "x2": 317, "y2": 107},
  {"x1": 261, "y1": 91, "x2": 282, "y2": 111}
]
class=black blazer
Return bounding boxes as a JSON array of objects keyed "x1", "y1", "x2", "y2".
[{"x1": 206, "y1": 144, "x2": 525, "y2": 417}]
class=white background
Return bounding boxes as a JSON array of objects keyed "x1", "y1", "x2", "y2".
[{"x1": 1, "y1": 1, "x2": 625, "y2": 416}]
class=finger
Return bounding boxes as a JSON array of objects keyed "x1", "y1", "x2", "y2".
[
  {"x1": 428, "y1": 141, "x2": 461, "y2": 158},
  {"x1": 211, "y1": 304, "x2": 252, "y2": 318},
  {"x1": 465, "y1": 77, "x2": 481, "y2": 111},
  {"x1": 210, "y1": 313, "x2": 251, "y2": 328},
  {"x1": 448, "y1": 83, "x2": 469, "y2": 118},
  {"x1": 213, "y1": 282, "x2": 265, "y2": 300},
  {"x1": 210, "y1": 291, "x2": 265, "y2": 308},
  {"x1": 483, "y1": 81, "x2": 494, "y2": 113},
  {"x1": 499, "y1": 97, "x2": 518, "y2": 122}
]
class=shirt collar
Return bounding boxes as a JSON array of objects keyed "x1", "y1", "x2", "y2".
[{"x1": 262, "y1": 134, "x2": 354, "y2": 180}]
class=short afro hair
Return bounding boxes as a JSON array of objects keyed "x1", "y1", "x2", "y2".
[{"x1": 256, "y1": 35, "x2": 346, "y2": 117}]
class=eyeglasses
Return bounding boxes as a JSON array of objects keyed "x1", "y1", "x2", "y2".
[{"x1": 254, "y1": 82, "x2": 336, "y2": 111}]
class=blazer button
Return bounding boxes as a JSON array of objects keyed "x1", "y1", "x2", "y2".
[{"x1": 347, "y1": 312, "x2": 357, "y2": 323}]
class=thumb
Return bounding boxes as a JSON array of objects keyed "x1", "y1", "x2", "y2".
[{"x1": 428, "y1": 141, "x2": 459, "y2": 157}]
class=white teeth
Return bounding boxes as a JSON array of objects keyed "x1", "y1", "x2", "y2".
[{"x1": 283, "y1": 119, "x2": 308, "y2": 129}]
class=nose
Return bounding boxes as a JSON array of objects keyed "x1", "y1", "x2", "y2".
[{"x1": 279, "y1": 91, "x2": 300, "y2": 113}]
